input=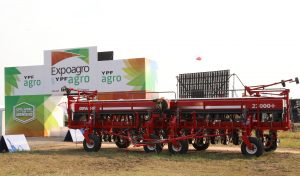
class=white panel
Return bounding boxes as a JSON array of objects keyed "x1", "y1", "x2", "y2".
[
  {"x1": 1, "y1": 134, "x2": 30, "y2": 152},
  {"x1": 9, "y1": 66, "x2": 50, "y2": 96},
  {"x1": 69, "y1": 129, "x2": 84, "y2": 142},
  {"x1": 0, "y1": 108, "x2": 4, "y2": 135},
  {"x1": 91, "y1": 59, "x2": 141, "y2": 92}
]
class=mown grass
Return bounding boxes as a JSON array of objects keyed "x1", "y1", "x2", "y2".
[
  {"x1": 0, "y1": 132, "x2": 299, "y2": 176},
  {"x1": 1, "y1": 145, "x2": 300, "y2": 176},
  {"x1": 280, "y1": 138, "x2": 300, "y2": 149},
  {"x1": 278, "y1": 131, "x2": 300, "y2": 149},
  {"x1": 278, "y1": 131, "x2": 300, "y2": 139}
]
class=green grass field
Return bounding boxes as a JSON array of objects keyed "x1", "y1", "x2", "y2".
[
  {"x1": 278, "y1": 131, "x2": 300, "y2": 149},
  {"x1": 0, "y1": 132, "x2": 299, "y2": 176},
  {"x1": 1, "y1": 148, "x2": 300, "y2": 176}
]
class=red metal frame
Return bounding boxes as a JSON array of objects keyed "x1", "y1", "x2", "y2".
[{"x1": 65, "y1": 78, "x2": 298, "y2": 156}]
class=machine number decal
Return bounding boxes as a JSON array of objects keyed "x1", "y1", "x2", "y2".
[{"x1": 252, "y1": 104, "x2": 275, "y2": 109}]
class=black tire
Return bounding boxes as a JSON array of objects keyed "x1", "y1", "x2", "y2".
[
  {"x1": 168, "y1": 140, "x2": 189, "y2": 154},
  {"x1": 219, "y1": 130, "x2": 228, "y2": 145},
  {"x1": 192, "y1": 138, "x2": 209, "y2": 151},
  {"x1": 210, "y1": 136, "x2": 217, "y2": 144},
  {"x1": 143, "y1": 144, "x2": 163, "y2": 153},
  {"x1": 143, "y1": 135, "x2": 163, "y2": 153},
  {"x1": 83, "y1": 134, "x2": 101, "y2": 152},
  {"x1": 241, "y1": 137, "x2": 263, "y2": 157},
  {"x1": 232, "y1": 131, "x2": 240, "y2": 145},
  {"x1": 107, "y1": 135, "x2": 112, "y2": 142},
  {"x1": 115, "y1": 137, "x2": 131, "y2": 148},
  {"x1": 208, "y1": 129, "x2": 217, "y2": 144},
  {"x1": 221, "y1": 136, "x2": 229, "y2": 145},
  {"x1": 103, "y1": 134, "x2": 112, "y2": 142},
  {"x1": 264, "y1": 135, "x2": 278, "y2": 152}
]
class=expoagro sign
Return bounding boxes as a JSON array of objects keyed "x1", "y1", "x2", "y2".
[
  {"x1": 44, "y1": 47, "x2": 97, "y2": 94},
  {"x1": 43, "y1": 46, "x2": 156, "y2": 94},
  {"x1": 4, "y1": 46, "x2": 157, "y2": 136}
]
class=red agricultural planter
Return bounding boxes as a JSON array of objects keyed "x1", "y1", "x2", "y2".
[{"x1": 65, "y1": 78, "x2": 299, "y2": 157}]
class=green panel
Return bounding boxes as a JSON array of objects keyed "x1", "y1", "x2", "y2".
[
  {"x1": 43, "y1": 95, "x2": 63, "y2": 136},
  {"x1": 5, "y1": 95, "x2": 50, "y2": 136},
  {"x1": 5, "y1": 67, "x2": 21, "y2": 96},
  {"x1": 123, "y1": 59, "x2": 146, "y2": 90}
]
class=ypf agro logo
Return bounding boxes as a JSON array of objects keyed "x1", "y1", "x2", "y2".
[{"x1": 13, "y1": 102, "x2": 36, "y2": 124}]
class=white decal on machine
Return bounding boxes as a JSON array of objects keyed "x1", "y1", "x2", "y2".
[
  {"x1": 251, "y1": 104, "x2": 275, "y2": 109},
  {"x1": 78, "y1": 106, "x2": 96, "y2": 111}
]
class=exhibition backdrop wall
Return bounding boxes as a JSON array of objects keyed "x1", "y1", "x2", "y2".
[
  {"x1": 4, "y1": 46, "x2": 157, "y2": 136},
  {"x1": 0, "y1": 108, "x2": 4, "y2": 135}
]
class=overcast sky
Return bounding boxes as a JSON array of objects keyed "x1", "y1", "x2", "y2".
[{"x1": 1, "y1": 0, "x2": 300, "y2": 107}]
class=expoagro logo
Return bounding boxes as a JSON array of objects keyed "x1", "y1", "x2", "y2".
[
  {"x1": 51, "y1": 48, "x2": 89, "y2": 66},
  {"x1": 51, "y1": 48, "x2": 91, "y2": 87}
]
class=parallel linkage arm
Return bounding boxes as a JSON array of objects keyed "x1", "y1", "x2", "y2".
[{"x1": 244, "y1": 77, "x2": 299, "y2": 97}]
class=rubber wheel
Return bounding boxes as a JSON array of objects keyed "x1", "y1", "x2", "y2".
[
  {"x1": 143, "y1": 143, "x2": 163, "y2": 153},
  {"x1": 232, "y1": 131, "x2": 240, "y2": 145},
  {"x1": 241, "y1": 137, "x2": 263, "y2": 157},
  {"x1": 221, "y1": 136, "x2": 229, "y2": 145},
  {"x1": 168, "y1": 140, "x2": 189, "y2": 154},
  {"x1": 143, "y1": 135, "x2": 163, "y2": 153},
  {"x1": 192, "y1": 138, "x2": 209, "y2": 151},
  {"x1": 264, "y1": 135, "x2": 278, "y2": 152},
  {"x1": 115, "y1": 137, "x2": 131, "y2": 148},
  {"x1": 210, "y1": 136, "x2": 217, "y2": 144},
  {"x1": 83, "y1": 134, "x2": 101, "y2": 152}
]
